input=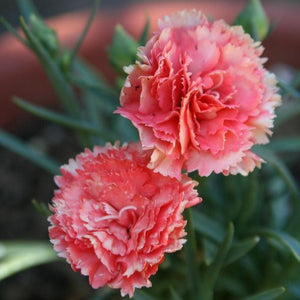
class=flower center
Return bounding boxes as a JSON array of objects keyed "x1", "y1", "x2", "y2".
[{"x1": 95, "y1": 205, "x2": 137, "y2": 223}]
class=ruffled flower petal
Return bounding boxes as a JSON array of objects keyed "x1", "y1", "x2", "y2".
[
  {"x1": 116, "y1": 9, "x2": 281, "y2": 179},
  {"x1": 48, "y1": 142, "x2": 201, "y2": 298}
]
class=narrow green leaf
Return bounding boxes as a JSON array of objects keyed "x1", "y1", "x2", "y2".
[
  {"x1": 233, "y1": 0, "x2": 269, "y2": 41},
  {"x1": 0, "y1": 129, "x2": 59, "y2": 174},
  {"x1": 267, "y1": 137, "x2": 300, "y2": 152},
  {"x1": 108, "y1": 24, "x2": 139, "y2": 74},
  {"x1": 19, "y1": 17, "x2": 80, "y2": 117},
  {"x1": 18, "y1": 2, "x2": 58, "y2": 56},
  {"x1": 183, "y1": 208, "x2": 200, "y2": 299},
  {"x1": 238, "y1": 170, "x2": 259, "y2": 226},
  {"x1": 206, "y1": 223, "x2": 234, "y2": 282},
  {"x1": 0, "y1": 17, "x2": 28, "y2": 45},
  {"x1": 0, "y1": 241, "x2": 58, "y2": 281},
  {"x1": 253, "y1": 146, "x2": 300, "y2": 201},
  {"x1": 13, "y1": 97, "x2": 111, "y2": 140},
  {"x1": 29, "y1": 15, "x2": 59, "y2": 57},
  {"x1": 32, "y1": 199, "x2": 51, "y2": 217},
  {"x1": 203, "y1": 238, "x2": 217, "y2": 266},
  {"x1": 225, "y1": 236, "x2": 260, "y2": 266},
  {"x1": 139, "y1": 15, "x2": 150, "y2": 46},
  {"x1": 70, "y1": 75, "x2": 117, "y2": 104},
  {"x1": 256, "y1": 228, "x2": 300, "y2": 262},
  {"x1": 71, "y1": 59, "x2": 118, "y2": 104},
  {"x1": 67, "y1": 0, "x2": 101, "y2": 68},
  {"x1": 242, "y1": 287, "x2": 285, "y2": 300},
  {"x1": 133, "y1": 289, "x2": 156, "y2": 300},
  {"x1": 16, "y1": 0, "x2": 39, "y2": 22},
  {"x1": 71, "y1": 59, "x2": 119, "y2": 143},
  {"x1": 192, "y1": 210, "x2": 225, "y2": 244},
  {"x1": 200, "y1": 223, "x2": 234, "y2": 299}
]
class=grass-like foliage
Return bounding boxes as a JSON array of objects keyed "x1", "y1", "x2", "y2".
[{"x1": 0, "y1": 0, "x2": 299, "y2": 299}]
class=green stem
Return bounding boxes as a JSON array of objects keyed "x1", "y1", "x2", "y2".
[
  {"x1": 0, "y1": 17, "x2": 29, "y2": 45},
  {"x1": 19, "y1": 17, "x2": 80, "y2": 117},
  {"x1": 0, "y1": 129, "x2": 59, "y2": 174},
  {"x1": 16, "y1": 0, "x2": 39, "y2": 21},
  {"x1": 200, "y1": 223, "x2": 234, "y2": 300},
  {"x1": 183, "y1": 207, "x2": 200, "y2": 300},
  {"x1": 13, "y1": 97, "x2": 112, "y2": 141},
  {"x1": 238, "y1": 171, "x2": 258, "y2": 227},
  {"x1": 68, "y1": 0, "x2": 101, "y2": 67},
  {"x1": 0, "y1": 241, "x2": 58, "y2": 280}
]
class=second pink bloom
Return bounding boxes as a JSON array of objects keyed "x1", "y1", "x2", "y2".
[
  {"x1": 49, "y1": 142, "x2": 201, "y2": 297},
  {"x1": 116, "y1": 10, "x2": 281, "y2": 179}
]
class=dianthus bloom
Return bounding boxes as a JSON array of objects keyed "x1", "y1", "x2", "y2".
[
  {"x1": 116, "y1": 10, "x2": 281, "y2": 179},
  {"x1": 48, "y1": 142, "x2": 201, "y2": 297}
]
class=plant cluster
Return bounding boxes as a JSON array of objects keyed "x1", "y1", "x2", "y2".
[{"x1": 0, "y1": 1, "x2": 300, "y2": 299}]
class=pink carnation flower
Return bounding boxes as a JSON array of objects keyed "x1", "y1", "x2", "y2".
[
  {"x1": 116, "y1": 10, "x2": 281, "y2": 179},
  {"x1": 48, "y1": 142, "x2": 201, "y2": 298}
]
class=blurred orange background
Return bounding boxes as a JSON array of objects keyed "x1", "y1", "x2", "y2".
[{"x1": 0, "y1": 0, "x2": 299, "y2": 129}]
